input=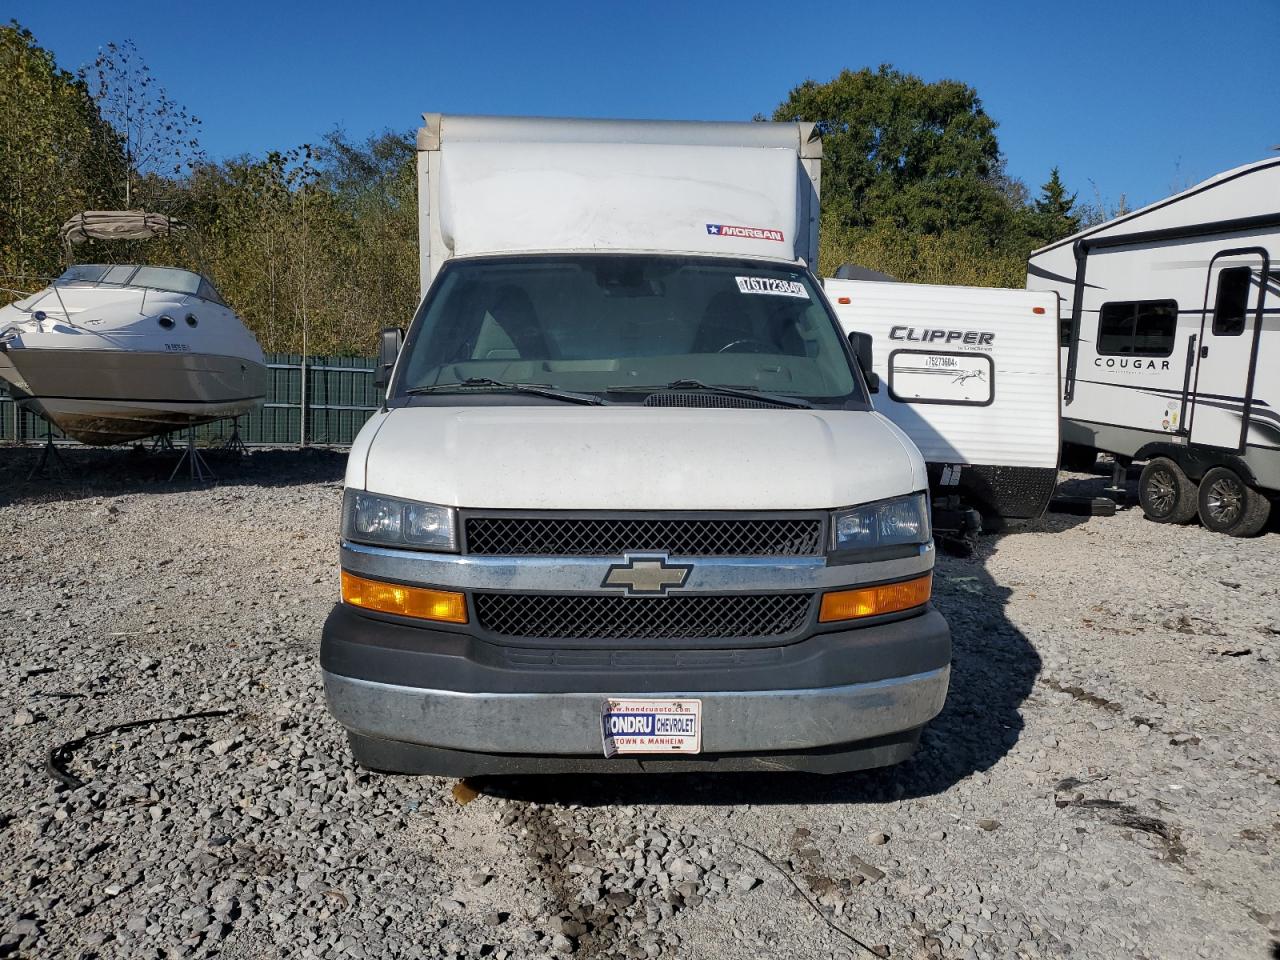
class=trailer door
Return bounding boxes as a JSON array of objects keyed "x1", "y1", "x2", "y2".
[{"x1": 1188, "y1": 249, "x2": 1269, "y2": 451}]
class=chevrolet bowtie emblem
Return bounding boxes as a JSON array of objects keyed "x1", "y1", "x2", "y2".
[{"x1": 602, "y1": 554, "x2": 693, "y2": 596}]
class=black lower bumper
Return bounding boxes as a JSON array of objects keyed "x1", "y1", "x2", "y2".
[
  {"x1": 343, "y1": 728, "x2": 925, "y2": 776},
  {"x1": 320, "y1": 604, "x2": 951, "y2": 775},
  {"x1": 320, "y1": 603, "x2": 950, "y2": 694}
]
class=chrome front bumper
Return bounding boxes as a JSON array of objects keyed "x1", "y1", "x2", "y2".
[
  {"x1": 322, "y1": 665, "x2": 950, "y2": 756},
  {"x1": 340, "y1": 539, "x2": 936, "y2": 594}
]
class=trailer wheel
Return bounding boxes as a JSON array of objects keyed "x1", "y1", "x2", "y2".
[
  {"x1": 1137, "y1": 458, "x2": 1198, "y2": 525},
  {"x1": 1060, "y1": 443, "x2": 1098, "y2": 473},
  {"x1": 1197, "y1": 467, "x2": 1271, "y2": 537}
]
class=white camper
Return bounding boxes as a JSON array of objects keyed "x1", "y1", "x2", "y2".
[
  {"x1": 1027, "y1": 158, "x2": 1279, "y2": 536},
  {"x1": 320, "y1": 113, "x2": 951, "y2": 777},
  {"x1": 825, "y1": 273, "x2": 1061, "y2": 529}
]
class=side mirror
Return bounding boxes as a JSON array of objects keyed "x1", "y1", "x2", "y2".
[
  {"x1": 848, "y1": 331, "x2": 879, "y2": 393},
  {"x1": 375, "y1": 326, "x2": 404, "y2": 390}
]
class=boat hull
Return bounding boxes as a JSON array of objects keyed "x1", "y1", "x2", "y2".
[
  {"x1": 2, "y1": 348, "x2": 267, "y2": 445},
  {"x1": 0, "y1": 351, "x2": 32, "y2": 395}
]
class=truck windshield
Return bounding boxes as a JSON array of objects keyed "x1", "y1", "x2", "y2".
[{"x1": 393, "y1": 254, "x2": 862, "y2": 406}]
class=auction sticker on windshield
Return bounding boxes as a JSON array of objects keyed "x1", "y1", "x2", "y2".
[
  {"x1": 735, "y1": 276, "x2": 809, "y2": 298},
  {"x1": 601, "y1": 698, "x2": 702, "y2": 756}
]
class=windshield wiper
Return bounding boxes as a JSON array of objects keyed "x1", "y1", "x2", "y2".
[
  {"x1": 405, "y1": 377, "x2": 606, "y2": 405},
  {"x1": 606, "y1": 379, "x2": 812, "y2": 409}
]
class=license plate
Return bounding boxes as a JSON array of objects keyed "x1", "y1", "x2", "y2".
[{"x1": 601, "y1": 698, "x2": 702, "y2": 757}]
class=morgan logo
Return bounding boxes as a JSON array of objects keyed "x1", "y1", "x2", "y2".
[
  {"x1": 601, "y1": 553, "x2": 693, "y2": 596},
  {"x1": 706, "y1": 223, "x2": 785, "y2": 242}
]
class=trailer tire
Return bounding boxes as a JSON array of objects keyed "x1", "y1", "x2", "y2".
[
  {"x1": 1197, "y1": 467, "x2": 1271, "y2": 537},
  {"x1": 1138, "y1": 458, "x2": 1198, "y2": 525},
  {"x1": 1060, "y1": 443, "x2": 1098, "y2": 473}
]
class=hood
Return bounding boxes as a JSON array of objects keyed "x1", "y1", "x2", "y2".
[{"x1": 352, "y1": 406, "x2": 925, "y2": 511}]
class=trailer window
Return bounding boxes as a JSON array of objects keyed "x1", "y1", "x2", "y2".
[
  {"x1": 1096, "y1": 300, "x2": 1177, "y2": 356},
  {"x1": 1212, "y1": 267, "x2": 1251, "y2": 337}
]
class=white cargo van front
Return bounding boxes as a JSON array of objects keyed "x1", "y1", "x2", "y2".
[{"x1": 320, "y1": 114, "x2": 950, "y2": 775}]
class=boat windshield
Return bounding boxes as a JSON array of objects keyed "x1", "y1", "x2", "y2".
[{"x1": 55, "y1": 264, "x2": 227, "y2": 305}]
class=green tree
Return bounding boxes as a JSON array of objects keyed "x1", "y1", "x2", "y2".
[
  {"x1": 816, "y1": 214, "x2": 1027, "y2": 288},
  {"x1": 314, "y1": 129, "x2": 420, "y2": 343},
  {"x1": 0, "y1": 21, "x2": 124, "y2": 296},
  {"x1": 176, "y1": 147, "x2": 344, "y2": 353},
  {"x1": 1027, "y1": 166, "x2": 1080, "y2": 243},
  {"x1": 86, "y1": 39, "x2": 204, "y2": 209},
  {"x1": 0, "y1": 22, "x2": 424, "y2": 352},
  {"x1": 769, "y1": 65, "x2": 1012, "y2": 238}
]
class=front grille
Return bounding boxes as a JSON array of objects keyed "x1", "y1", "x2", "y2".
[
  {"x1": 465, "y1": 516, "x2": 823, "y2": 556},
  {"x1": 500, "y1": 646, "x2": 786, "y2": 670},
  {"x1": 474, "y1": 592, "x2": 813, "y2": 641}
]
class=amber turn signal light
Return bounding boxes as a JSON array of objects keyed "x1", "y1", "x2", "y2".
[
  {"x1": 341, "y1": 570, "x2": 468, "y2": 623},
  {"x1": 818, "y1": 573, "x2": 932, "y2": 623}
]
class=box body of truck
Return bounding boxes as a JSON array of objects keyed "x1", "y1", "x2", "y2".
[{"x1": 321, "y1": 113, "x2": 950, "y2": 775}]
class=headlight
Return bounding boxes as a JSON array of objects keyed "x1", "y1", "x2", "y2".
[
  {"x1": 832, "y1": 492, "x2": 930, "y2": 551},
  {"x1": 343, "y1": 490, "x2": 457, "y2": 551}
]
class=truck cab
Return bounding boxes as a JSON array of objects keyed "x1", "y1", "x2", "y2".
[{"x1": 320, "y1": 115, "x2": 950, "y2": 775}]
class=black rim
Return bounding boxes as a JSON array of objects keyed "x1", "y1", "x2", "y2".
[
  {"x1": 1204, "y1": 476, "x2": 1244, "y2": 527},
  {"x1": 1145, "y1": 468, "x2": 1177, "y2": 517}
]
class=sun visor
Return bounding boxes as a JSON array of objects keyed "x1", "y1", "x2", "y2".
[{"x1": 438, "y1": 141, "x2": 803, "y2": 261}]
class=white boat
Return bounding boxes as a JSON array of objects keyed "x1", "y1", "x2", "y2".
[{"x1": 0, "y1": 212, "x2": 267, "y2": 446}]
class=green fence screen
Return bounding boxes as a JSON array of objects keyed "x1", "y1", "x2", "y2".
[{"x1": 0, "y1": 353, "x2": 380, "y2": 447}]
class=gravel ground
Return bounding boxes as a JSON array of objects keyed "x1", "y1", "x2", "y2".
[{"x1": 1, "y1": 447, "x2": 1278, "y2": 960}]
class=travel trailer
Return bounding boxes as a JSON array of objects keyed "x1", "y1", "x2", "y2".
[
  {"x1": 824, "y1": 273, "x2": 1061, "y2": 531},
  {"x1": 1027, "y1": 158, "x2": 1279, "y2": 536},
  {"x1": 321, "y1": 113, "x2": 951, "y2": 776}
]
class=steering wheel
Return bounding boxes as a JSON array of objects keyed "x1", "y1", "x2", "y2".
[{"x1": 716, "y1": 338, "x2": 771, "y2": 354}]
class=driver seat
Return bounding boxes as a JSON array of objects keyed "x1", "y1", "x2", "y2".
[
  {"x1": 486, "y1": 285, "x2": 551, "y2": 359},
  {"x1": 692, "y1": 291, "x2": 760, "y2": 353}
]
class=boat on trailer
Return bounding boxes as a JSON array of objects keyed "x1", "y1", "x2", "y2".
[{"x1": 0, "y1": 212, "x2": 267, "y2": 446}]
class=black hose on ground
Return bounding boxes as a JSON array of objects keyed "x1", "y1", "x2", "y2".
[{"x1": 46, "y1": 709, "x2": 232, "y2": 790}]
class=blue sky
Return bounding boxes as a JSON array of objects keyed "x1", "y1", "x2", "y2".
[{"x1": 9, "y1": 0, "x2": 1275, "y2": 212}]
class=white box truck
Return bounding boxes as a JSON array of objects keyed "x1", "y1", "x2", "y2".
[{"x1": 321, "y1": 113, "x2": 950, "y2": 775}]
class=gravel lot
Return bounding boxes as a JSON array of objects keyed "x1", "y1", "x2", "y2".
[{"x1": 2, "y1": 447, "x2": 1278, "y2": 960}]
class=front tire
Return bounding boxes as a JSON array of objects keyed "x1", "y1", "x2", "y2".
[
  {"x1": 1138, "y1": 457, "x2": 1198, "y2": 524},
  {"x1": 1197, "y1": 467, "x2": 1271, "y2": 537}
]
